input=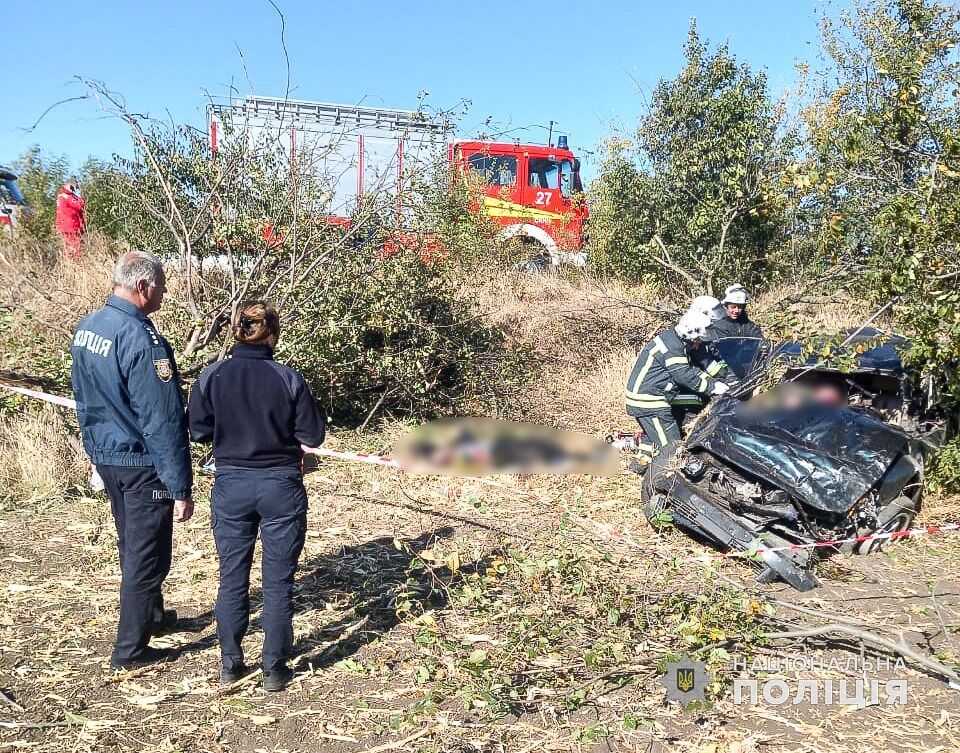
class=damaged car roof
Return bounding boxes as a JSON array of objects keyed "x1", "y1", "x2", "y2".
[
  {"x1": 774, "y1": 327, "x2": 909, "y2": 374},
  {"x1": 684, "y1": 396, "x2": 911, "y2": 514}
]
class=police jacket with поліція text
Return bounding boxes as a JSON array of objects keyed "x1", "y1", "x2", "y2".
[
  {"x1": 70, "y1": 295, "x2": 192, "y2": 499},
  {"x1": 187, "y1": 343, "x2": 326, "y2": 469},
  {"x1": 625, "y1": 328, "x2": 719, "y2": 417}
]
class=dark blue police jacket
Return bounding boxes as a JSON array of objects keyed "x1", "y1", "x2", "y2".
[{"x1": 71, "y1": 295, "x2": 192, "y2": 499}]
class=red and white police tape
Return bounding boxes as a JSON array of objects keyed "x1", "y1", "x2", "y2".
[
  {"x1": 600, "y1": 522, "x2": 960, "y2": 563},
  {"x1": 0, "y1": 382, "x2": 538, "y2": 498},
  {"x1": 308, "y1": 446, "x2": 402, "y2": 469},
  {"x1": 2, "y1": 383, "x2": 79, "y2": 409},
  {"x1": 4, "y1": 380, "x2": 959, "y2": 560}
]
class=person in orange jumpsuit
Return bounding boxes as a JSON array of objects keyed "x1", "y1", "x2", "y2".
[{"x1": 55, "y1": 179, "x2": 85, "y2": 261}]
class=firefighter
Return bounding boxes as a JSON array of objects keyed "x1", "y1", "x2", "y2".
[
  {"x1": 71, "y1": 250, "x2": 193, "y2": 670},
  {"x1": 188, "y1": 301, "x2": 326, "y2": 692},
  {"x1": 669, "y1": 296, "x2": 731, "y2": 427},
  {"x1": 625, "y1": 310, "x2": 729, "y2": 473},
  {"x1": 55, "y1": 179, "x2": 86, "y2": 262},
  {"x1": 707, "y1": 284, "x2": 763, "y2": 339}
]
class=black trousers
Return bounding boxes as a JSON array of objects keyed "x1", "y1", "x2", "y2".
[
  {"x1": 212, "y1": 466, "x2": 307, "y2": 671},
  {"x1": 632, "y1": 408, "x2": 682, "y2": 464},
  {"x1": 97, "y1": 465, "x2": 173, "y2": 663}
]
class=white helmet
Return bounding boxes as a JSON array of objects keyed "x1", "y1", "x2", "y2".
[
  {"x1": 688, "y1": 295, "x2": 725, "y2": 322},
  {"x1": 675, "y1": 310, "x2": 713, "y2": 343},
  {"x1": 722, "y1": 284, "x2": 750, "y2": 305}
]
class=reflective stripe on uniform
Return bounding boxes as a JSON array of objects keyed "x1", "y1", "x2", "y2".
[
  {"x1": 698, "y1": 373, "x2": 709, "y2": 392},
  {"x1": 625, "y1": 336, "x2": 669, "y2": 399},
  {"x1": 670, "y1": 396, "x2": 704, "y2": 406},
  {"x1": 664, "y1": 356, "x2": 688, "y2": 367},
  {"x1": 625, "y1": 393, "x2": 671, "y2": 409},
  {"x1": 706, "y1": 360, "x2": 724, "y2": 376},
  {"x1": 634, "y1": 441, "x2": 657, "y2": 460},
  {"x1": 651, "y1": 417, "x2": 669, "y2": 446}
]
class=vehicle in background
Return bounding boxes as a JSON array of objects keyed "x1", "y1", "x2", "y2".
[
  {"x1": 0, "y1": 166, "x2": 30, "y2": 235},
  {"x1": 207, "y1": 96, "x2": 588, "y2": 266}
]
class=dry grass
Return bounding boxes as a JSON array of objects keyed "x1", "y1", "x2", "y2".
[
  {"x1": 0, "y1": 404, "x2": 88, "y2": 505},
  {"x1": 751, "y1": 283, "x2": 892, "y2": 334},
  {"x1": 470, "y1": 270, "x2": 664, "y2": 431},
  {"x1": 471, "y1": 272, "x2": 899, "y2": 438},
  {"x1": 0, "y1": 235, "x2": 115, "y2": 386},
  {"x1": 0, "y1": 233, "x2": 114, "y2": 321}
]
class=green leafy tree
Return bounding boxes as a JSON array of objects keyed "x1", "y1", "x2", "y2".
[
  {"x1": 12, "y1": 147, "x2": 69, "y2": 243},
  {"x1": 591, "y1": 23, "x2": 791, "y2": 295},
  {"x1": 77, "y1": 158, "x2": 126, "y2": 239},
  {"x1": 77, "y1": 83, "x2": 519, "y2": 424},
  {"x1": 803, "y1": 0, "x2": 960, "y2": 413}
]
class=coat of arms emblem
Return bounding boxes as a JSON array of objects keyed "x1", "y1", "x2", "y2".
[
  {"x1": 154, "y1": 358, "x2": 173, "y2": 382},
  {"x1": 659, "y1": 655, "x2": 710, "y2": 704}
]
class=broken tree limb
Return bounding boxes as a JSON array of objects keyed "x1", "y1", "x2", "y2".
[
  {"x1": 764, "y1": 621, "x2": 960, "y2": 686},
  {"x1": 0, "y1": 688, "x2": 24, "y2": 713},
  {"x1": 569, "y1": 517, "x2": 960, "y2": 688}
]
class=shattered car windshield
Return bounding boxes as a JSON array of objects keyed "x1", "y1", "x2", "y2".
[{"x1": 712, "y1": 337, "x2": 764, "y2": 380}]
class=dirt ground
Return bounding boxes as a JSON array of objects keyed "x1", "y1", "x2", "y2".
[
  {"x1": 1, "y1": 266, "x2": 957, "y2": 752},
  {"x1": 1, "y1": 449, "x2": 958, "y2": 753}
]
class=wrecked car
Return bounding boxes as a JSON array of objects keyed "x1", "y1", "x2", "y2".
[{"x1": 640, "y1": 328, "x2": 946, "y2": 591}]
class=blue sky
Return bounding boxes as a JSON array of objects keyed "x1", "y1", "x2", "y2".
[{"x1": 3, "y1": 0, "x2": 835, "y2": 180}]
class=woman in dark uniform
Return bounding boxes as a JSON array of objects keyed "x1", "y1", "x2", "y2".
[{"x1": 188, "y1": 301, "x2": 325, "y2": 691}]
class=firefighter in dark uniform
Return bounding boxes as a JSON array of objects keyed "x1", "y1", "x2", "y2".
[
  {"x1": 625, "y1": 310, "x2": 730, "y2": 472},
  {"x1": 670, "y1": 295, "x2": 732, "y2": 427},
  {"x1": 71, "y1": 250, "x2": 193, "y2": 670},
  {"x1": 707, "y1": 284, "x2": 763, "y2": 339},
  {"x1": 188, "y1": 301, "x2": 326, "y2": 692}
]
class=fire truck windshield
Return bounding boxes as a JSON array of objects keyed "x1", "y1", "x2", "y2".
[
  {"x1": 528, "y1": 157, "x2": 560, "y2": 190},
  {"x1": 468, "y1": 154, "x2": 517, "y2": 187},
  {"x1": 560, "y1": 159, "x2": 577, "y2": 197}
]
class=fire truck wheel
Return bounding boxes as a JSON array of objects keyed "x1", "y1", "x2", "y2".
[{"x1": 515, "y1": 253, "x2": 553, "y2": 275}]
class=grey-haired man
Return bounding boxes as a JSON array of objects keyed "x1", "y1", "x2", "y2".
[{"x1": 71, "y1": 250, "x2": 193, "y2": 670}]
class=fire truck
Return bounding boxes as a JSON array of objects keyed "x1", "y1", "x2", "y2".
[{"x1": 207, "y1": 96, "x2": 588, "y2": 265}]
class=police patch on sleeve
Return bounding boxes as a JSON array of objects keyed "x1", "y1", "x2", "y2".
[{"x1": 154, "y1": 358, "x2": 173, "y2": 382}]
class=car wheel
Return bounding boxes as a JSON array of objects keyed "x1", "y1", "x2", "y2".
[{"x1": 855, "y1": 495, "x2": 919, "y2": 555}]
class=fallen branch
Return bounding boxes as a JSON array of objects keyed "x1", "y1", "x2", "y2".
[
  {"x1": 364, "y1": 725, "x2": 433, "y2": 753},
  {"x1": 0, "y1": 688, "x2": 24, "y2": 714},
  {"x1": 568, "y1": 515, "x2": 960, "y2": 687},
  {"x1": 216, "y1": 667, "x2": 263, "y2": 696},
  {"x1": 764, "y1": 621, "x2": 960, "y2": 685}
]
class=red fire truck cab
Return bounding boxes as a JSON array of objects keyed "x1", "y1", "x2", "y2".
[{"x1": 453, "y1": 139, "x2": 588, "y2": 265}]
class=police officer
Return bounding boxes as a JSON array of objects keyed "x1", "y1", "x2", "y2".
[
  {"x1": 188, "y1": 301, "x2": 325, "y2": 692},
  {"x1": 625, "y1": 310, "x2": 729, "y2": 473},
  {"x1": 707, "y1": 284, "x2": 763, "y2": 339},
  {"x1": 71, "y1": 250, "x2": 193, "y2": 670}
]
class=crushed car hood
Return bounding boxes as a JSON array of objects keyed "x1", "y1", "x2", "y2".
[{"x1": 685, "y1": 397, "x2": 910, "y2": 513}]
